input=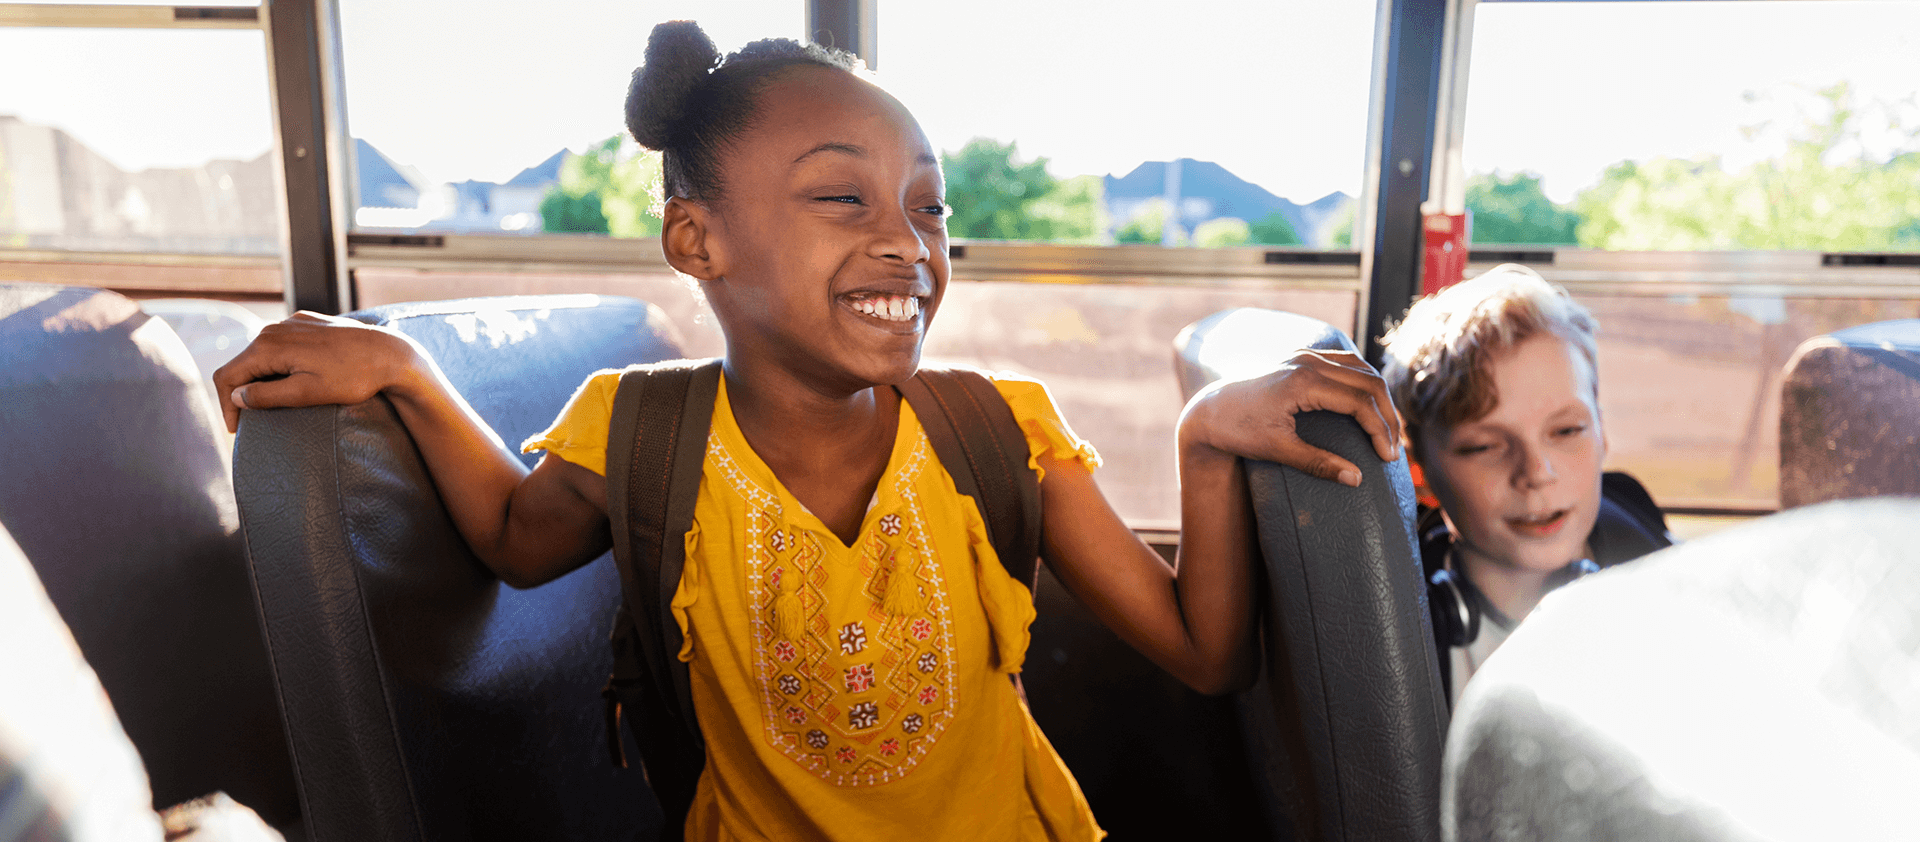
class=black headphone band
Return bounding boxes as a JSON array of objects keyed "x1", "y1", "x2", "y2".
[{"x1": 1428, "y1": 552, "x2": 1596, "y2": 649}]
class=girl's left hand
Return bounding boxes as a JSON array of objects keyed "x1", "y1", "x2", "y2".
[{"x1": 1180, "y1": 349, "x2": 1402, "y2": 487}]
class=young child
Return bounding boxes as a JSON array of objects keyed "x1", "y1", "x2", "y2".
[
  {"x1": 1380, "y1": 264, "x2": 1670, "y2": 701},
  {"x1": 214, "y1": 22, "x2": 1400, "y2": 841}
]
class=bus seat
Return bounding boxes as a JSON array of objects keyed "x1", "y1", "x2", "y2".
[
  {"x1": 1442, "y1": 498, "x2": 1920, "y2": 841},
  {"x1": 233, "y1": 295, "x2": 682, "y2": 842},
  {"x1": 1170, "y1": 307, "x2": 1448, "y2": 842},
  {"x1": 0, "y1": 282, "x2": 299, "y2": 830},
  {"x1": 1779, "y1": 319, "x2": 1920, "y2": 508},
  {"x1": 139, "y1": 298, "x2": 268, "y2": 410}
]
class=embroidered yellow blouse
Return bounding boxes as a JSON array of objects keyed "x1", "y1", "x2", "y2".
[{"x1": 524, "y1": 370, "x2": 1105, "y2": 842}]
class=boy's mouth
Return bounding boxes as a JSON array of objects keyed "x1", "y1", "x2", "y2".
[
  {"x1": 844, "y1": 292, "x2": 923, "y2": 324},
  {"x1": 1506, "y1": 508, "x2": 1570, "y2": 538}
]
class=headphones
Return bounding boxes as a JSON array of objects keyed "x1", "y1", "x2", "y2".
[{"x1": 1427, "y1": 539, "x2": 1598, "y2": 648}]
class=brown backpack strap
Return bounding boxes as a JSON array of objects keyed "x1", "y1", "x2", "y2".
[
  {"x1": 605, "y1": 358, "x2": 720, "y2": 837},
  {"x1": 898, "y1": 367, "x2": 1044, "y2": 592}
]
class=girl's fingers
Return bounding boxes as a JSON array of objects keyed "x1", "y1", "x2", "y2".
[
  {"x1": 1267, "y1": 432, "x2": 1364, "y2": 487},
  {"x1": 1283, "y1": 362, "x2": 1401, "y2": 463},
  {"x1": 229, "y1": 372, "x2": 324, "y2": 413}
]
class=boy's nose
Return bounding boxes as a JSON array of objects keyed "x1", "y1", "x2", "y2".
[{"x1": 1516, "y1": 446, "x2": 1558, "y2": 488}]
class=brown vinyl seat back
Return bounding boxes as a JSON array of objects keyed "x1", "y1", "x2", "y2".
[
  {"x1": 1779, "y1": 319, "x2": 1920, "y2": 508},
  {"x1": 0, "y1": 282, "x2": 299, "y2": 828},
  {"x1": 1171, "y1": 307, "x2": 1447, "y2": 842},
  {"x1": 234, "y1": 294, "x2": 684, "y2": 842}
]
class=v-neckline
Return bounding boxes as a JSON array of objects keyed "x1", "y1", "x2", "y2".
[{"x1": 714, "y1": 378, "x2": 921, "y2": 554}]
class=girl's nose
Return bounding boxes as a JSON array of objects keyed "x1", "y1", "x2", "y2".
[{"x1": 868, "y1": 205, "x2": 932, "y2": 265}]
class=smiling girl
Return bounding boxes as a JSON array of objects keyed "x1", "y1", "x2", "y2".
[{"x1": 215, "y1": 22, "x2": 1401, "y2": 841}]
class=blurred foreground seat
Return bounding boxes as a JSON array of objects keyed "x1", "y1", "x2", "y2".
[
  {"x1": 1779, "y1": 319, "x2": 1920, "y2": 507},
  {"x1": 234, "y1": 295, "x2": 682, "y2": 842},
  {"x1": 0, "y1": 282, "x2": 298, "y2": 829},
  {"x1": 1156, "y1": 308, "x2": 1445, "y2": 842},
  {"x1": 0, "y1": 522, "x2": 284, "y2": 842},
  {"x1": 1443, "y1": 498, "x2": 1920, "y2": 842}
]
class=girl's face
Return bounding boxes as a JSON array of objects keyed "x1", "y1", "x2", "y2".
[
  {"x1": 1417, "y1": 334, "x2": 1607, "y2": 579},
  {"x1": 698, "y1": 65, "x2": 949, "y2": 394}
]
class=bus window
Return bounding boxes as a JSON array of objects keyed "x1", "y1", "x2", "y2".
[
  {"x1": 336, "y1": 0, "x2": 802, "y2": 236},
  {"x1": 1451, "y1": 1, "x2": 1920, "y2": 513},
  {"x1": 0, "y1": 24, "x2": 278, "y2": 256},
  {"x1": 881, "y1": 0, "x2": 1374, "y2": 250}
]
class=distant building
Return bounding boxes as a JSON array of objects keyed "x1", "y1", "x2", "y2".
[
  {"x1": 0, "y1": 115, "x2": 278, "y2": 254},
  {"x1": 1103, "y1": 158, "x2": 1353, "y2": 248},
  {"x1": 354, "y1": 140, "x2": 563, "y2": 233}
]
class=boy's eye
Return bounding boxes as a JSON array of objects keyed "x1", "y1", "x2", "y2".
[
  {"x1": 1554, "y1": 424, "x2": 1587, "y2": 438},
  {"x1": 1453, "y1": 443, "x2": 1493, "y2": 457}
]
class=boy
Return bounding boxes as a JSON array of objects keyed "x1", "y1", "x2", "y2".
[{"x1": 1381, "y1": 264, "x2": 1670, "y2": 700}]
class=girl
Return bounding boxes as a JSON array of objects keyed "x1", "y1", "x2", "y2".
[{"x1": 214, "y1": 22, "x2": 1400, "y2": 841}]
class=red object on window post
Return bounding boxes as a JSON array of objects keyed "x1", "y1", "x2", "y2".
[{"x1": 1421, "y1": 212, "x2": 1469, "y2": 296}]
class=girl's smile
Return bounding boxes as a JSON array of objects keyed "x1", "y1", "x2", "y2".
[{"x1": 672, "y1": 65, "x2": 950, "y2": 395}]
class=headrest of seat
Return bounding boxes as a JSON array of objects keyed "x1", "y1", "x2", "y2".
[
  {"x1": 1444, "y1": 497, "x2": 1920, "y2": 841},
  {"x1": 1780, "y1": 319, "x2": 1920, "y2": 507},
  {"x1": 1172, "y1": 308, "x2": 1354, "y2": 402},
  {"x1": 348, "y1": 294, "x2": 685, "y2": 464}
]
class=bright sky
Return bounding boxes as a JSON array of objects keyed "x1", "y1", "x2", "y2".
[{"x1": 1, "y1": 1, "x2": 1915, "y2": 207}]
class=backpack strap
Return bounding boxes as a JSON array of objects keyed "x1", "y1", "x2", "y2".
[
  {"x1": 898, "y1": 367, "x2": 1044, "y2": 592},
  {"x1": 604, "y1": 358, "x2": 720, "y2": 835}
]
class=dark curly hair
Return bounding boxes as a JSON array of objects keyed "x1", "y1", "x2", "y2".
[{"x1": 626, "y1": 21, "x2": 861, "y2": 205}]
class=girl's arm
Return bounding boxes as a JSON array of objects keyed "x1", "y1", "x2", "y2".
[
  {"x1": 213, "y1": 312, "x2": 612, "y2": 588},
  {"x1": 1038, "y1": 350, "x2": 1400, "y2": 694}
]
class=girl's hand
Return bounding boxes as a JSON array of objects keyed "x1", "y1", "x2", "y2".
[
  {"x1": 212, "y1": 312, "x2": 422, "y2": 434},
  {"x1": 1180, "y1": 349, "x2": 1402, "y2": 487}
]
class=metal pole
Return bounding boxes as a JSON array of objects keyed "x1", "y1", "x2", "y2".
[
  {"x1": 262, "y1": 0, "x2": 352, "y2": 314},
  {"x1": 805, "y1": 0, "x2": 877, "y2": 68},
  {"x1": 1357, "y1": 0, "x2": 1452, "y2": 366}
]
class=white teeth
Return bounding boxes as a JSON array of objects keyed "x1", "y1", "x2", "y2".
[{"x1": 851, "y1": 295, "x2": 919, "y2": 322}]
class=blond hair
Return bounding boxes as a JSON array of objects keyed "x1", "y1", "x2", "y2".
[{"x1": 1380, "y1": 264, "x2": 1598, "y2": 449}]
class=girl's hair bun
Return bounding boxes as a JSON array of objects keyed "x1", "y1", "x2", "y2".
[
  {"x1": 626, "y1": 21, "x2": 721, "y2": 151},
  {"x1": 624, "y1": 20, "x2": 861, "y2": 203}
]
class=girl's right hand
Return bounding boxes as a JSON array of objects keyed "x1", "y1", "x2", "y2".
[{"x1": 212, "y1": 311, "x2": 423, "y2": 434}]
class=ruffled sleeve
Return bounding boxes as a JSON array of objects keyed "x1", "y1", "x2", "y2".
[
  {"x1": 519, "y1": 369, "x2": 625, "y2": 476},
  {"x1": 988, "y1": 371, "x2": 1102, "y2": 483}
]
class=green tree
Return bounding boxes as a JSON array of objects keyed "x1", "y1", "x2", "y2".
[
  {"x1": 538, "y1": 135, "x2": 665, "y2": 237},
  {"x1": 940, "y1": 138, "x2": 1100, "y2": 243},
  {"x1": 1247, "y1": 211, "x2": 1301, "y2": 246},
  {"x1": 1465, "y1": 171, "x2": 1580, "y2": 245},
  {"x1": 1113, "y1": 198, "x2": 1184, "y2": 245},
  {"x1": 1193, "y1": 217, "x2": 1251, "y2": 248},
  {"x1": 1329, "y1": 204, "x2": 1355, "y2": 249},
  {"x1": 1574, "y1": 83, "x2": 1920, "y2": 251}
]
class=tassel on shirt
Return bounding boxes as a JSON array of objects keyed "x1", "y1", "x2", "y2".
[
  {"x1": 884, "y1": 546, "x2": 927, "y2": 616},
  {"x1": 773, "y1": 568, "x2": 804, "y2": 641}
]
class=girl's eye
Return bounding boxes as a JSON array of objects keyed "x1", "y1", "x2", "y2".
[
  {"x1": 1453, "y1": 443, "x2": 1493, "y2": 457},
  {"x1": 1554, "y1": 424, "x2": 1587, "y2": 438}
]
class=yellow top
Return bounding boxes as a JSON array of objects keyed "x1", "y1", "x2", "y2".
[{"x1": 524, "y1": 369, "x2": 1105, "y2": 842}]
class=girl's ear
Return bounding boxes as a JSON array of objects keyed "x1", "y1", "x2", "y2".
[{"x1": 662, "y1": 197, "x2": 724, "y2": 280}]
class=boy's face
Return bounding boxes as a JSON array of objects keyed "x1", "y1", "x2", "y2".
[
  {"x1": 1417, "y1": 333, "x2": 1606, "y2": 578},
  {"x1": 695, "y1": 65, "x2": 950, "y2": 393}
]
